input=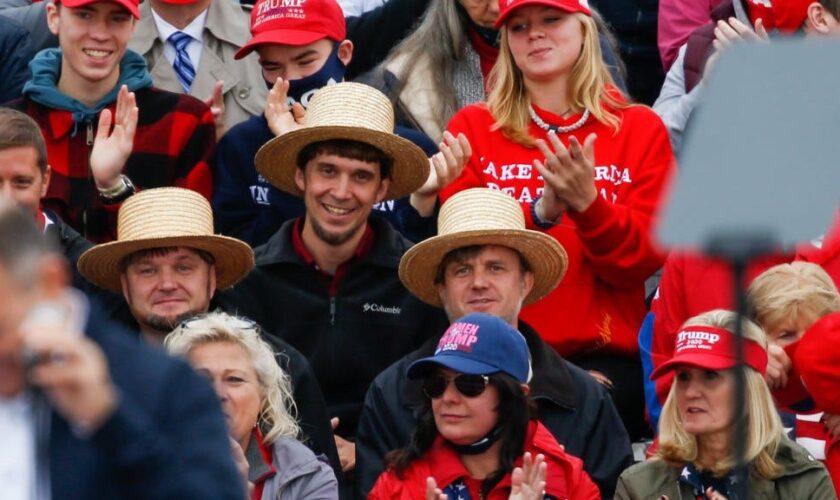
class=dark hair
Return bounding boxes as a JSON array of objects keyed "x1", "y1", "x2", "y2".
[
  {"x1": 119, "y1": 247, "x2": 216, "y2": 272},
  {"x1": 0, "y1": 108, "x2": 48, "y2": 174},
  {"x1": 820, "y1": 0, "x2": 840, "y2": 18},
  {"x1": 296, "y1": 139, "x2": 393, "y2": 180},
  {"x1": 0, "y1": 202, "x2": 55, "y2": 287},
  {"x1": 433, "y1": 245, "x2": 532, "y2": 285},
  {"x1": 385, "y1": 372, "x2": 536, "y2": 496}
]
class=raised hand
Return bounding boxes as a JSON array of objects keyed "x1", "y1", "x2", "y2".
[
  {"x1": 425, "y1": 477, "x2": 447, "y2": 500},
  {"x1": 331, "y1": 417, "x2": 356, "y2": 472},
  {"x1": 533, "y1": 131, "x2": 598, "y2": 220},
  {"x1": 204, "y1": 80, "x2": 227, "y2": 140},
  {"x1": 764, "y1": 343, "x2": 791, "y2": 390},
  {"x1": 411, "y1": 131, "x2": 472, "y2": 216},
  {"x1": 509, "y1": 452, "x2": 547, "y2": 500},
  {"x1": 90, "y1": 85, "x2": 137, "y2": 191},
  {"x1": 705, "y1": 18, "x2": 769, "y2": 78},
  {"x1": 265, "y1": 77, "x2": 305, "y2": 137}
]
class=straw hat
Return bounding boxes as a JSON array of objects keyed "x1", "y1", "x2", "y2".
[
  {"x1": 254, "y1": 82, "x2": 430, "y2": 200},
  {"x1": 77, "y1": 188, "x2": 255, "y2": 293},
  {"x1": 399, "y1": 188, "x2": 568, "y2": 307}
]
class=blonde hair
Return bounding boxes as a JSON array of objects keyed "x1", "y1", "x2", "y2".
[
  {"x1": 656, "y1": 309, "x2": 784, "y2": 480},
  {"x1": 747, "y1": 262, "x2": 840, "y2": 333},
  {"x1": 164, "y1": 311, "x2": 300, "y2": 444},
  {"x1": 486, "y1": 13, "x2": 626, "y2": 146}
]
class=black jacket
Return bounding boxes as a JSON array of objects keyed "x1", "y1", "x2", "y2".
[
  {"x1": 219, "y1": 217, "x2": 449, "y2": 439},
  {"x1": 0, "y1": 15, "x2": 34, "y2": 103},
  {"x1": 354, "y1": 322, "x2": 634, "y2": 499}
]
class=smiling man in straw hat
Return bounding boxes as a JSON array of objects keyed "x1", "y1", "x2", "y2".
[
  {"x1": 219, "y1": 81, "x2": 452, "y2": 479},
  {"x1": 77, "y1": 186, "x2": 343, "y2": 478},
  {"x1": 354, "y1": 188, "x2": 634, "y2": 498}
]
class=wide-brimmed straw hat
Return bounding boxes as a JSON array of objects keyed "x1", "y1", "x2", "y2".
[
  {"x1": 399, "y1": 188, "x2": 568, "y2": 307},
  {"x1": 77, "y1": 188, "x2": 255, "y2": 293},
  {"x1": 254, "y1": 82, "x2": 430, "y2": 200}
]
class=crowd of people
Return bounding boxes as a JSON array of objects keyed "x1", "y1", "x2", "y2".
[{"x1": 0, "y1": 0, "x2": 838, "y2": 497}]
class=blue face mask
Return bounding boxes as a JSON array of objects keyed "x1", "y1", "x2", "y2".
[{"x1": 265, "y1": 44, "x2": 347, "y2": 109}]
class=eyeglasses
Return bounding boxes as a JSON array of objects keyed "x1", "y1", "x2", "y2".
[{"x1": 422, "y1": 373, "x2": 491, "y2": 399}]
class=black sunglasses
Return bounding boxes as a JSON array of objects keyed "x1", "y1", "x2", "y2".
[{"x1": 422, "y1": 373, "x2": 491, "y2": 399}]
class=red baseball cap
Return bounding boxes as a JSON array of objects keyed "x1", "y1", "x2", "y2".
[
  {"x1": 650, "y1": 325, "x2": 768, "y2": 380},
  {"x1": 60, "y1": 0, "x2": 139, "y2": 18},
  {"x1": 494, "y1": 0, "x2": 591, "y2": 29},
  {"x1": 235, "y1": 0, "x2": 346, "y2": 60},
  {"x1": 771, "y1": 0, "x2": 812, "y2": 33},
  {"x1": 795, "y1": 311, "x2": 840, "y2": 413}
]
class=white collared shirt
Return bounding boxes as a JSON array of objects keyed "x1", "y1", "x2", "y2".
[
  {"x1": 0, "y1": 392, "x2": 37, "y2": 500},
  {"x1": 150, "y1": 7, "x2": 209, "y2": 72}
]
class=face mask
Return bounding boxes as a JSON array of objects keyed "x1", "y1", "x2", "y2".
[{"x1": 265, "y1": 44, "x2": 347, "y2": 109}]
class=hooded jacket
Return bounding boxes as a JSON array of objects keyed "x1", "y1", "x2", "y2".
[{"x1": 8, "y1": 48, "x2": 215, "y2": 243}]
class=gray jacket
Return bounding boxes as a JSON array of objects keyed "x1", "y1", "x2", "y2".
[
  {"x1": 128, "y1": 0, "x2": 267, "y2": 131},
  {"x1": 247, "y1": 435, "x2": 338, "y2": 500}
]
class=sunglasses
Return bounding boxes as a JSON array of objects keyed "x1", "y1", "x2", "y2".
[{"x1": 422, "y1": 373, "x2": 491, "y2": 399}]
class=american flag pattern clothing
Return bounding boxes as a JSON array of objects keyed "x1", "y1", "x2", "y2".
[
  {"x1": 678, "y1": 463, "x2": 737, "y2": 500},
  {"x1": 442, "y1": 479, "x2": 556, "y2": 499},
  {"x1": 8, "y1": 88, "x2": 215, "y2": 243}
]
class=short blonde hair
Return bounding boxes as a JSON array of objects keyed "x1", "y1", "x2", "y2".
[
  {"x1": 164, "y1": 311, "x2": 300, "y2": 444},
  {"x1": 747, "y1": 262, "x2": 840, "y2": 332},
  {"x1": 486, "y1": 13, "x2": 626, "y2": 146},
  {"x1": 657, "y1": 309, "x2": 784, "y2": 479}
]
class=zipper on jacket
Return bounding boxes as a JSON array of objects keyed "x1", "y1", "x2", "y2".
[
  {"x1": 329, "y1": 297, "x2": 336, "y2": 326},
  {"x1": 86, "y1": 121, "x2": 94, "y2": 146}
]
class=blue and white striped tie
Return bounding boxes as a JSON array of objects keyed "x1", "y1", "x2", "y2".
[{"x1": 168, "y1": 31, "x2": 196, "y2": 92}]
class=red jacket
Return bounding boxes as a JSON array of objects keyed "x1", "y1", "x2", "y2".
[
  {"x1": 442, "y1": 102, "x2": 675, "y2": 357},
  {"x1": 369, "y1": 421, "x2": 601, "y2": 500},
  {"x1": 9, "y1": 88, "x2": 215, "y2": 243}
]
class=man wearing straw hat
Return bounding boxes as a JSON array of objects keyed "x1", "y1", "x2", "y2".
[
  {"x1": 354, "y1": 188, "x2": 634, "y2": 498},
  {"x1": 0, "y1": 201, "x2": 244, "y2": 499},
  {"x1": 220, "y1": 81, "x2": 451, "y2": 477},
  {"x1": 76, "y1": 186, "x2": 342, "y2": 477}
]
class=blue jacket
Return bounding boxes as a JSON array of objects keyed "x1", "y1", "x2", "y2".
[
  {"x1": 44, "y1": 303, "x2": 243, "y2": 499},
  {"x1": 211, "y1": 113, "x2": 437, "y2": 247},
  {"x1": 0, "y1": 16, "x2": 35, "y2": 103}
]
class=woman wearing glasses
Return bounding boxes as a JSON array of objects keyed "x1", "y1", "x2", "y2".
[
  {"x1": 165, "y1": 311, "x2": 338, "y2": 500},
  {"x1": 369, "y1": 313, "x2": 600, "y2": 499}
]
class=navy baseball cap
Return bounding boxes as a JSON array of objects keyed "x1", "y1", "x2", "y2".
[{"x1": 407, "y1": 313, "x2": 531, "y2": 383}]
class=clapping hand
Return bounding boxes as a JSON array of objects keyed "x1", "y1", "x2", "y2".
[
  {"x1": 533, "y1": 131, "x2": 598, "y2": 221},
  {"x1": 411, "y1": 131, "x2": 472, "y2": 217},
  {"x1": 509, "y1": 452, "x2": 547, "y2": 500}
]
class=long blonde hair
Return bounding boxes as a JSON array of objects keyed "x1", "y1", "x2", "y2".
[
  {"x1": 164, "y1": 311, "x2": 301, "y2": 445},
  {"x1": 487, "y1": 12, "x2": 626, "y2": 146},
  {"x1": 656, "y1": 309, "x2": 784, "y2": 479}
]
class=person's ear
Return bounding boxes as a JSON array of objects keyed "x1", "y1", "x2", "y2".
[
  {"x1": 46, "y1": 2, "x2": 61, "y2": 36},
  {"x1": 374, "y1": 177, "x2": 390, "y2": 204},
  {"x1": 207, "y1": 264, "x2": 217, "y2": 301},
  {"x1": 807, "y1": 3, "x2": 831, "y2": 34},
  {"x1": 40, "y1": 165, "x2": 52, "y2": 198},
  {"x1": 521, "y1": 270, "x2": 535, "y2": 299},
  {"x1": 36, "y1": 254, "x2": 69, "y2": 300},
  {"x1": 521, "y1": 383, "x2": 531, "y2": 396},
  {"x1": 294, "y1": 167, "x2": 306, "y2": 192},
  {"x1": 120, "y1": 273, "x2": 132, "y2": 304},
  {"x1": 337, "y1": 40, "x2": 353, "y2": 67}
]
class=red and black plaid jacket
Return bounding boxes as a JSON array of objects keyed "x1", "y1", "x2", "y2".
[{"x1": 7, "y1": 87, "x2": 215, "y2": 243}]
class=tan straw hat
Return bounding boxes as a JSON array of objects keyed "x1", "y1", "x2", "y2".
[
  {"x1": 399, "y1": 188, "x2": 568, "y2": 307},
  {"x1": 254, "y1": 82, "x2": 430, "y2": 200},
  {"x1": 77, "y1": 188, "x2": 255, "y2": 293}
]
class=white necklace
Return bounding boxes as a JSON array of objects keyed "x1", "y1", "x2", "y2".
[{"x1": 529, "y1": 105, "x2": 590, "y2": 134}]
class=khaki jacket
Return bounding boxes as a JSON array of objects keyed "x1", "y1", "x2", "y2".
[
  {"x1": 615, "y1": 437, "x2": 837, "y2": 500},
  {"x1": 129, "y1": 0, "x2": 267, "y2": 131}
]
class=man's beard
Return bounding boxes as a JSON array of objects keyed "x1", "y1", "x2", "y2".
[
  {"x1": 143, "y1": 310, "x2": 202, "y2": 335},
  {"x1": 310, "y1": 215, "x2": 365, "y2": 247}
]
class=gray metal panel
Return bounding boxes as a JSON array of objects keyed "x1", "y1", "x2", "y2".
[{"x1": 658, "y1": 39, "x2": 840, "y2": 250}]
